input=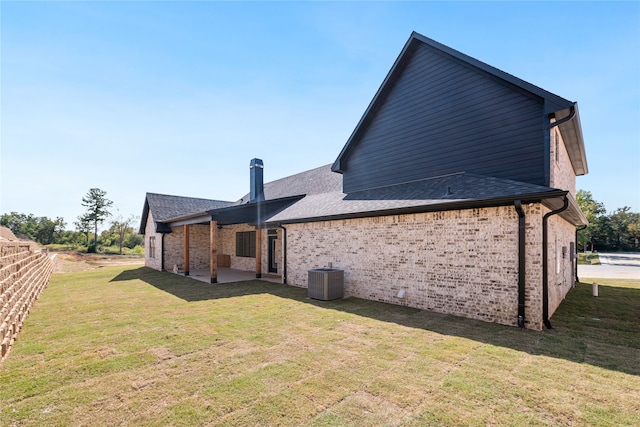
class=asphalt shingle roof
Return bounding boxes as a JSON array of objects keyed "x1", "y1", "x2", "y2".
[
  {"x1": 146, "y1": 193, "x2": 234, "y2": 222},
  {"x1": 140, "y1": 166, "x2": 341, "y2": 231},
  {"x1": 141, "y1": 164, "x2": 581, "y2": 231},
  {"x1": 140, "y1": 193, "x2": 234, "y2": 232},
  {"x1": 266, "y1": 172, "x2": 561, "y2": 223}
]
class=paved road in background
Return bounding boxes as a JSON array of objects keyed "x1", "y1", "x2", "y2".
[{"x1": 578, "y1": 252, "x2": 640, "y2": 280}]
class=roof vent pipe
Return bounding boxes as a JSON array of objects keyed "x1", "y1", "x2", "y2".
[{"x1": 250, "y1": 158, "x2": 265, "y2": 202}]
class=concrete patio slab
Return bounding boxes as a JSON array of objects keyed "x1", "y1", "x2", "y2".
[{"x1": 180, "y1": 267, "x2": 282, "y2": 284}]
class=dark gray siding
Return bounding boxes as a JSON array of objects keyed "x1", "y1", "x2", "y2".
[{"x1": 342, "y1": 43, "x2": 547, "y2": 193}]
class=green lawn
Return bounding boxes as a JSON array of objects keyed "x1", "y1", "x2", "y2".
[{"x1": 1, "y1": 267, "x2": 638, "y2": 426}]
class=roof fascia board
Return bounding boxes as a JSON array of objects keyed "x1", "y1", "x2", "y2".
[
  {"x1": 139, "y1": 198, "x2": 150, "y2": 234},
  {"x1": 554, "y1": 104, "x2": 588, "y2": 176}
]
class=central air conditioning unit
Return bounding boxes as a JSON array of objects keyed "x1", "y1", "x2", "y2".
[{"x1": 307, "y1": 269, "x2": 344, "y2": 301}]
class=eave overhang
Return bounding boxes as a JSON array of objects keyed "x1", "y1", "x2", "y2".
[
  {"x1": 550, "y1": 103, "x2": 589, "y2": 176},
  {"x1": 542, "y1": 191, "x2": 588, "y2": 227},
  {"x1": 207, "y1": 195, "x2": 305, "y2": 226},
  {"x1": 152, "y1": 195, "x2": 305, "y2": 231}
]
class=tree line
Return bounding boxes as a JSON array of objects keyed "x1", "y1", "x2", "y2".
[
  {"x1": 577, "y1": 189, "x2": 639, "y2": 252},
  {"x1": 1, "y1": 188, "x2": 142, "y2": 254},
  {"x1": 2, "y1": 187, "x2": 637, "y2": 254}
]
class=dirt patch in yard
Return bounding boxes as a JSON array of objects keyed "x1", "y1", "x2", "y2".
[{"x1": 52, "y1": 251, "x2": 144, "y2": 273}]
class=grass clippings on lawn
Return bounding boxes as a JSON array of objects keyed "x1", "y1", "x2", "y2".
[{"x1": 1, "y1": 267, "x2": 638, "y2": 426}]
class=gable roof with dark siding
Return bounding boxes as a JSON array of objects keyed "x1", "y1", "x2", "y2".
[
  {"x1": 140, "y1": 32, "x2": 588, "y2": 232},
  {"x1": 332, "y1": 31, "x2": 587, "y2": 193}
]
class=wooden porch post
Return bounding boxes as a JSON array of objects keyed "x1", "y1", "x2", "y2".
[
  {"x1": 255, "y1": 227, "x2": 262, "y2": 278},
  {"x1": 183, "y1": 224, "x2": 190, "y2": 276},
  {"x1": 210, "y1": 220, "x2": 218, "y2": 284}
]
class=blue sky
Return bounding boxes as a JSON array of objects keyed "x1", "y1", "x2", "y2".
[{"x1": 2, "y1": 1, "x2": 639, "y2": 229}]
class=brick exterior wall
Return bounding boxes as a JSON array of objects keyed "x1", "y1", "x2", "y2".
[
  {"x1": 218, "y1": 225, "x2": 281, "y2": 275},
  {"x1": 145, "y1": 214, "x2": 221, "y2": 273},
  {"x1": 284, "y1": 204, "x2": 574, "y2": 330},
  {"x1": 550, "y1": 125, "x2": 577, "y2": 196},
  {"x1": 548, "y1": 122, "x2": 580, "y2": 320},
  {"x1": 164, "y1": 224, "x2": 211, "y2": 272},
  {"x1": 523, "y1": 204, "x2": 544, "y2": 328},
  {"x1": 142, "y1": 203, "x2": 575, "y2": 330},
  {"x1": 219, "y1": 224, "x2": 258, "y2": 272},
  {"x1": 144, "y1": 211, "x2": 162, "y2": 271},
  {"x1": 546, "y1": 210, "x2": 577, "y2": 318}
]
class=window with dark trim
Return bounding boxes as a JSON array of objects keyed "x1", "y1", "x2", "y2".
[
  {"x1": 149, "y1": 236, "x2": 156, "y2": 259},
  {"x1": 236, "y1": 231, "x2": 256, "y2": 258}
]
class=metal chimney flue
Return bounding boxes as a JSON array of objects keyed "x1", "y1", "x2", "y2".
[{"x1": 250, "y1": 158, "x2": 265, "y2": 202}]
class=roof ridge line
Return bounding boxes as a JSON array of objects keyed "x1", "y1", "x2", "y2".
[
  {"x1": 263, "y1": 163, "x2": 333, "y2": 186},
  {"x1": 147, "y1": 192, "x2": 234, "y2": 203}
]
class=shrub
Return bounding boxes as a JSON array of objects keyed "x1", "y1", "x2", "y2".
[
  {"x1": 44, "y1": 244, "x2": 88, "y2": 252},
  {"x1": 577, "y1": 252, "x2": 600, "y2": 265},
  {"x1": 129, "y1": 245, "x2": 144, "y2": 255},
  {"x1": 101, "y1": 245, "x2": 144, "y2": 256}
]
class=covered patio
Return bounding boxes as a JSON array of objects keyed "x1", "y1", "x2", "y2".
[{"x1": 162, "y1": 195, "x2": 302, "y2": 285}]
